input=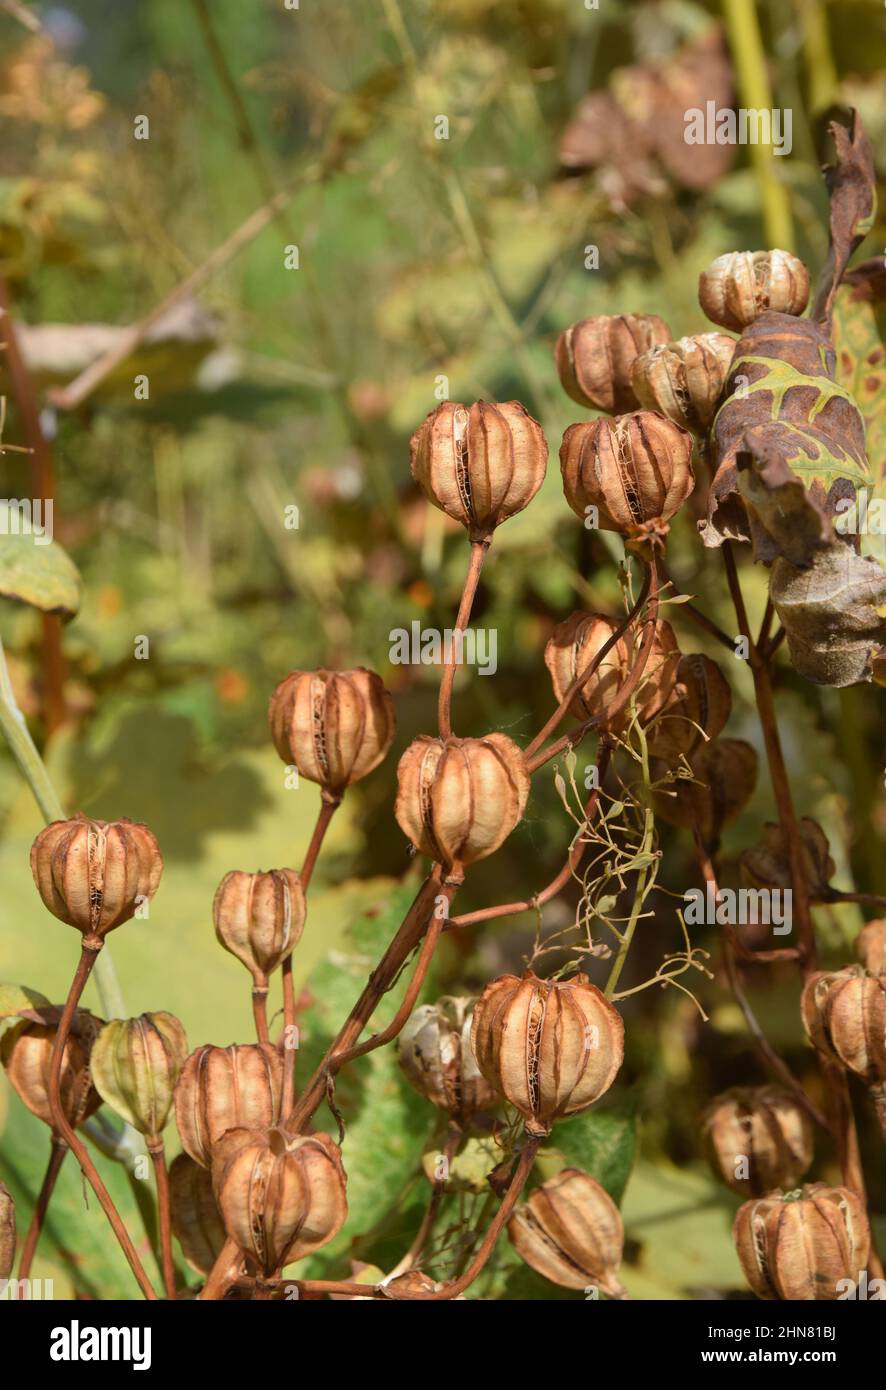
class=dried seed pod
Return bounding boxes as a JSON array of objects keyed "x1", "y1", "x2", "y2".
[
  {"x1": 857, "y1": 920, "x2": 886, "y2": 975},
  {"x1": 543, "y1": 611, "x2": 680, "y2": 731},
  {"x1": 213, "y1": 869, "x2": 305, "y2": 986},
  {"x1": 733, "y1": 1183, "x2": 869, "y2": 1301},
  {"x1": 174, "y1": 1043, "x2": 283, "y2": 1168},
  {"x1": 471, "y1": 971, "x2": 624, "y2": 1136},
  {"x1": 30, "y1": 815, "x2": 163, "y2": 939},
  {"x1": 395, "y1": 733, "x2": 530, "y2": 870},
  {"x1": 653, "y1": 737, "x2": 757, "y2": 842},
  {"x1": 0, "y1": 1184, "x2": 14, "y2": 1281},
  {"x1": 396, "y1": 997, "x2": 497, "y2": 1128},
  {"x1": 508, "y1": 1167, "x2": 625, "y2": 1296},
  {"x1": 554, "y1": 314, "x2": 672, "y2": 415},
  {"x1": 631, "y1": 333, "x2": 735, "y2": 432},
  {"x1": 409, "y1": 400, "x2": 548, "y2": 539},
  {"x1": 0, "y1": 1007, "x2": 103, "y2": 1129},
  {"x1": 91, "y1": 1013, "x2": 188, "y2": 1138},
  {"x1": 741, "y1": 818, "x2": 835, "y2": 899},
  {"x1": 703, "y1": 1086, "x2": 813, "y2": 1197},
  {"x1": 647, "y1": 653, "x2": 732, "y2": 762},
  {"x1": 560, "y1": 411, "x2": 694, "y2": 535},
  {"x1": 211, "y1": 1126, "x2": 347, "y2": 1275},
  {"x1": 800, "y1": 967, "x2": 886, "y2": 1135},
  {"x1": 169, "y1": 1153, "x2": 227, "y2": 1276},
  {"x1": 699, "y1": 250, "x2": 810, "y2": 333},
  {"x1": 268, "y1": 668, "x2": 395, "y2": 796}
]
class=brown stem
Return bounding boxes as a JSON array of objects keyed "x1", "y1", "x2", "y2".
[
  {"x1": 199, "y1": 1235, "x2": 244, "y2": 1301},
  {"x1": 387, "y1": 1126, "x2": 463, "y2": 1279},
  {"x1": 16, "y1": 1135, "x2": 67, "y2": 1288},
  {"x1": 148, "y1": 1139, "x2": 176, "y2": 1300},
  {"x1": 252, "y1": 983, "x2": 270, "y2": 1045},
  {"x1": 438, "y1": 537, "x2": 490, "y2": 739}
]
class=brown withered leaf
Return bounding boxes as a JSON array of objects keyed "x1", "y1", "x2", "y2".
[
  {"x1": 812, "y1": 111, "x2": 877, "y2": 325},
  {"x1": 769, "y1": 541, "x2": 886, "y2": 686}
]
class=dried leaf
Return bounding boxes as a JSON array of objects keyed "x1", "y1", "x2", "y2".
[
  {"x1": 812, "y1": 111, "x2": 877, "y2": 324},
  {"x1": 770, "y1": 542, "x2": 886, "y2": 686}
]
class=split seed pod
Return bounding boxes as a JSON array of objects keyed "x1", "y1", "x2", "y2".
[
  {"x1": 169, "y1": 1153, "x2": 227, "y2": 1276},
  {"x1": 30, "y1": 815, "x2": 163, "y2": 940},
  {"x1": 174, "y1": 1043, "x2": 284, "y2": 1168},
  {"x1": 396, "y1": 997, "x2": 497, "y2": 1129},
  {"x1": 409, "y1": 400, "x2": 548, "y2": 539},
  {"x1": 213, "y1": 870, "x2": 305, "y2": 986},
  {"x1": 1, "y1": 1007, "x2": 103, "y2": 1129},
  {"x1": 631, "y1": 333, "x2": 735, "y2": 432},
  {"x1": 856, "y1": 920, "x2": 886, "y2": 975},
  {"x1": 698, "y1": 250, "x2": 810, "y2": 333},
  {"x1": 211, "y1": 1126, "x2": 347, "y2": 1275},
  {"x1": 646, "y1": 653, "x2": 732, "y2": 762},
  {"x1": 733, "y1": 1184, "x2": 869, "y2": 1301},
  {"x1": 554, "y1": 313, "x2": 672, "y2": 414},
  {"x1": 543, "y1": 611, "x2": 680, "y2": 731},
  {"x1": 91, "y1": 1013, "x2": 188, "y2": 1138},
  {"x1": 703, "y1": 1086, "x2": 813, "y2": 1197},
  {"x1": 560, "y1": 411, "x2": 694, "y2": 536},
  {"x1": 268, "y1": 668, "x2": 395, "y2": 796},
  {"x1": 0, "y1": 1184, "x2": 14, "y2": 1281},
  {"x1": 508, "y1": 1167, "x2": 625, "y2": 1296},
  {"x1": 801, "y1": 967, "x2": 886, "y2": 1136},
  {"x1": 395, "y1": 733, "x2": 530, "y2": 870},
  {"x1": 653, "y1": 737, "x2": 757, "y2": 843},
  {"x1": 471, "y1": 971, "x2": 624, "y2": 1136}
]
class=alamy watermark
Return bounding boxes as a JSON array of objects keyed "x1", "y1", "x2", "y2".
[
  {"x1": 389, "y1": 623, "x2": 497, "y2": 676},
  {"x1": 684, "y1": 882, "x2": 792, "y2": 935},
  {"x1": 684, "y1": 101, "x2": 792, "y2": 157},
  {"x1": 0, "y1": 498, "x2": 54, "y2": 545}
]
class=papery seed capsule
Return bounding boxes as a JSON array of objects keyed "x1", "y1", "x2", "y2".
[
  {"x1": 554, "y1": 314, "x2": 672, "y2": 415},
  {"x1": 703, "y1": 1086, "x2": 813, "y2": 1197},
  {"x1": 174, "y1": 1043, "x2": 283, "y2": 1168},
  {"x1": 409, "y1": 400, "x2": 548, "y2": 539},
  {"x1": 0, "y1": 1184, "x2": 14, "y2": 1281},
  {"x1": 30, "y1": 815, "x2": 163, "y2": 939},
  {"x1": 0, "y1": 1007, "x2": 103, "y2": 1129},
  {"x1": 653, "y1": 737, "x2": 757, "y2": 842},
  {"x1": 560, "y1": 411, "x2": 694, "y2": 535},
  {"x1": 741, "y1": 817, "x2": 835, "y2": 899},
  {"x1": 213, "y1": 870, "x2": 306, "y2": 986},
  {"x1": 395, "y1": 733, "x2": 530, "y2": 870},
  {"x1": 733, "y1": 1183, "x2": 869, "y2": 1301},
  {"x1": 856, "y1": 920, "x2": 886, "y2": 975},
  {"x1": 471, "y1": 971, "x2": 624, "y2": 1136},
  {"x1": 268, "y1": 668, "x2": 395, "y2": 796},
  {"x1": 699, "y1": 250, "x2": 810, "y2": 333},
  {"x1": 91, "y1": 1012, "x2": 188, "y2": 1138},
  {"x1": 169, "y1": 1153, "x2": 227, "y2": 1276},
  {"x1": 800, "y1": 967, "x2": 886, "y2": 1136},
  {"x1": 631, "y1": 333, "x2": 735, "y2": 432},
  {"x1": 646, "y1": 653, "x2": 732, "y2": 762},
  {"x1": 544, "y1": 611, "x2": 680, "y2": 731},
  {"x1": 396, "y1": 998, "x2": 497, "y2": 1128},
  {"x1": 508, "y1": 1167, "x2": 626, "y2": 1296},
  {"x1": 211, "y1": 1126, "x2": 347, "y2": 1276}
]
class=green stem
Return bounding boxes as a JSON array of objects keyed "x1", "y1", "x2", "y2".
[{"x1": 799, "y1": 0, "x2": 838, "y2": 113}]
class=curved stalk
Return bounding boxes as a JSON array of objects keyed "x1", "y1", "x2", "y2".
[{"x1": 16, "y1": 1135, "x2": 67, "y2": 1288}]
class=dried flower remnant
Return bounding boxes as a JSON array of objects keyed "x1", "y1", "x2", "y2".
[
  {"x1": 555, "y1": 314, "x2": 671, "y2": 415},
  {"x1": 544, "y1": 611, "x2": 680, "y2": 731},
  {"x1": 703, "y1": 1086, "x2": 813, "y2": 1197},
  {"x1": 174, "y1": 1043, "x2": 284, "y2": 1168},
  {"x1": 268, "y1": 668, "x2": 395, "y2": 796},
  {"x1": 213, "y1": 870, "x2": 306, "y2": 986},
  {"x1": 801, "y1": 967, "x2": 886, "y2": 1136},
  {"x1": 698, "y1": 250, "x2": 810, "y2": 333},
  {"x1": 733, "y1": 1184, "x2": 870, "y2": 1301},
  {"x1": 396, "y1": 997, "x2": 497, "y2": 1129},
  {"x1": 560, "y1": 411, "x2": 694, "y2": 538},
  {"x1": 1, "y1": 1007, "x2": 103, "y2": 1129},
  {"x1": 91, "y1": 1013, "x2": 188, "y2": 1138},
  {"x1": 29, "y1": 816, "x2": 163, "y2": 940},
  {"x1": 169, "y1": 1153, "x2": 227, "y2": 1277},
  {"x1": 631, "y1": 333, "x2": 736, "y2": 433},
  {"x1": 508, "y1": 1167, "x2": 626, "y2": 1296}
]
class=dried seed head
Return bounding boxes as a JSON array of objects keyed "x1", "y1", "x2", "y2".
[
  {"x1": 30, "y1": 815, "x2": 163, "y2": 940},
  {"x1": 554, "y1": 314, "x2": 672, "y2": 414},
  {"x1": 174, "y1": 1043, "x2": 284, "y2": 1168},
  {"x1": 169, "y1": 1152, "x2": 228, "y2": 1276},
  {"x1": 733, "y1": 1183, "x2": 870, "y2": 1301},
  {"x1": 653, "y1": 737, "x2": 757, "y2": 842},
  {"x1": 508, "y1": 1167, "x2": 625, "y2": 1295},
  {"x1": 0, "y1": 1007, "x2": 103, "y2": 1129},
  {"x1": 543, "y1": 611, "x2": 680, "y2": 732},
  {"x1": 213, "y1": 869, "x2": 306, "y2": 986},
  {"x1": 0, "y1": 1184, "x2": 14, "y2": 1281},
  {"x1": 91, "y1": 1012, "x2": 188, "y2": 1138},
  {"x1": 647, "y1": 653, "x2": 732, "y2": 762},
  {"x1": 409, "y1": 400, "x2": 548, "y2": 539},
  {"x1": 699, "y1": 250, "x2": 810, "y2": 333},
  {"x1": 211, "y1": 1126, "x2": 347, "y2": 1276},
  {"x1": 268, "y1": 668, "x2": 395, "y2": 796},
  {"x1": 800, "y1": 967, "x2": 886, "y2": 1136},
  {"x1": 741, "y1": 818, "x2": 835, "y2": 899},
  {"x1": 560, "y1": 411, "x2": 694, "y2": 536},
  {"x1": 631, "y1": 333, "x2": 735, "y2": 432},
  {"x1": 470, "y1": 971, "x2": 624, "y2": 1136},
  {"x1": 396, "y1": 997, "x2": 497, "y2": 1129},
  {"x1": 703, "y1": 1086, "x2": 814, "y2": 1197},
  {"x1": 395, "y1": 733, "x2": 530, "y2": 870},
  {"x1": 856, "y1": 920, "x2": 886, "y2": 975}
]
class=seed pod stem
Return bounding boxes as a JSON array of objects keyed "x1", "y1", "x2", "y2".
[
  {"x1": 16, "y1": 1134, "x2": 67, "y2": 1287},
  {"x1": 148, "y1": 1139, "x2": 177, "y2": 1300},
  {"x1": 252, "y1": 984, "x2": 270, "y2": 1045},
  {"x1": 438, "y1": 537, "x2": 491, "y2": 740}
]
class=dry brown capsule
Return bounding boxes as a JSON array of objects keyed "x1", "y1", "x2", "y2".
[
  {"x1": 395, "y1": 733, "x2": 529, "y2": 871},
  {"x1": 653, "y1": 737, "x2": 757, "y2": 843},
  {"x1": 396, "y1": 997, "x2": 497, "y2": 1129},
  {"x1": 91, "y1": 1013, "x2": 188, "y2": 1138},
  {"x1": 646, "y1": 653, "x2": 732, "y2": 762},
  {"x1": 554, "y1": 314, "x2": 671, "y2": 415},
  {"x1": 169, "y1": 1153, "x2": 227, "y2": 1276},
  {"x1": 741, "y1": 818, "x2": 835, "y2": 900},
  {"x1": 30, "y1": 815, "x2": 163, "y2": 940},
  {"x1": 471, "y1": 971, "x2": 624, "y2": 1136},
  {"x1": 211, "y1": 1126, "x2": 347, "y2": 1275},
  {"x1": 409, "y1": 400, "x2": 547, "y2": 539},
  {"x1": 560, "y1": 411, "x2": 694, "y2": 536},
  {"x1": 801, "y1": 967, "x2": 886, "y2": 1136},
  {"x1": 268, "y1": 668, "x2": 395, "y2": 797},
  {"x1": 508, "y1": 1167, "x2": 626, "y2": 1296},
  {"x1": 544, "y1": 611, "x2": 680, "y2": 732},
  {"x1": 174, "y1": 1043, "x2": 283, "y2": 1168},
  {"x1": 698, "y1": 250, "x2": 810, "y2": 333},
  {"x1": 213, "y1": 869, "x2": 305, "y2": 986},
  {"x1": 703, "y1": 1086, "x2": 813, "y2": 1197},
  {"x1": 631, "y1": 333, "x2": 735, "y2": 432},
  {"x1": 0, "y1": 1184, "x2": 15, "y2": 1282},
  {"x1": 733, "y1": 1183, "x2": 869, "y2": 1301},
  {"x1": 0, "y1": 1007, "x2": 103, "y2": 1129},
  {"x1": 856, "y1": 920, "x2": 886, "y2": 975}
]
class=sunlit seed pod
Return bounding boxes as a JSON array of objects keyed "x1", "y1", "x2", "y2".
[
  {"x1": 268, "y1": 668, "x2": 395, "y2": 796},
  {"x1": 698, "y1": 250, "x2": 810, "y2": 333},
  {"x1": 733, "y1": 1183, "x2": 869, "y2": 1301},
  {"x1": 703, "y1": 1086, "x2": 814, "y2": 1197},
  {"x1": 0, "y1": 1184, "x2": 15, "y2": 1281},
  {"x1": 168, "y1": 1152, "x2": 227, "y2": 1276},
  {"x1": 409, "y1": 400, "x2": 548, "y2": 539},
  {"x1": 631, "y1": 333, "x2": 736, "y2": 432},
  {"x1": 173, "y1": 1043, "x2": 284, "y2": 1168},
  {"x1": 29, "y1": 815, "x2": 163, "y2": 939},
  {"x1": 800, "y1": 967, "x2": 886, "y2": 1137},
  {"x1": 856, "y1": 920, "x2": 886, "y2": 975},
  {"x1": 646, "y1": 653, "x2": 732, "y2": 762},
  {"x1": 560, "y1": 410, "x2": 694, "y2": 535},
  {"x1": 0, "y1": 1007, "x2": 103, "y2": 1129},
  {"x1": 396, "y1": 997, "x2": 497, "y2": 1129},
  {"x1": 652, "y1": 737, "x2": 757, "y2": 842},
  {"x1": 508, "y1": 1167, "x2": 625, "y2": 1296},
  {"x1": 471, "y1": 971, "x2": 624, "y2": 1137},
  {"x1": 213, "y1": 869, "x2": 306, "y2": 986},
  {"x1": 91, "y1": 1012, "x2": 188, "y2": 1138},
  {"x1": 740, "y1": 817, "x2": 835, "y2": 900},
  {"x1": 543, "y1": 611, "x2": 680, "y2": 732},
  {"x1": 554, "y1": 314, "x2": 672, "y2": 415}
]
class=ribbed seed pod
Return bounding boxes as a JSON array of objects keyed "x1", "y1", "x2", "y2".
[
  {"x1": 213, "y1": 870, "x2": 305, "y2": 985},
  {"x1": 631, "y1": 333, "x2": 735, "y2": 432},
  {"x1": 856, "y1": 920, "x2": 886, "y2": 975},
  {"x1": 733, "y1": 1184, "x2": 869, "y2": 1301},
  {"x1": 699, "y1": 250, "x2": 810, "y2": 333},
  {"x1": 29, "y1": 815, "x2": 163, "y2": 939},
  {"x1": 0, "y1": 1184, "x2": 15, "y2": 1281},
  {"x1": 396, "y1": 997, "x2": 497, "y2": 1128},
  {"x1": 508, "y1": 1167, "x2": 625, "y2": 1296},
  {"x1": 174, "y1": 1043, "x2": 284, "y2": 1168},
  {"x1": 409, "y1": 400, "x2": 548, "y2": 538},
  {"x1": 653, "y1": 738, "x2": 757, "y2": 842},
  {"x1": 554, "y1": 314, "x2": 672, "y2": 414},
  {"x1": 647, "y1": 653, "x2": 732, "y2": 762},
  {"x1": 800, "y1": 967, "x2": 886, "y2": 1136},
  {"x1": 168, "y1": 1153, "x2": 227, "y2": 1276},
  {"x1": 703, "y1": 1086, "x2": 814, "y2": 1197},
  {"x1": 543, "y1": 611, "x2": 680, "y2": 731},
  {"x1": 741, "y1": 818, "x2": 835, "y2": 899},
  {"x1": 91, "y1": 1013, "x2": 188, "y2": 1138},
  {"x1": 268, "y1": 668, "x2": 395, "y2": 796},
  {"x1": 0, "y1": 1007, "x2": 103, "y2": 1129},
  {"x1": 560, "y1": 411, "x2": 694, "y2": 535},
  {"x1": 471, "y1": 972, "x2": 624, "y2": 1136},
  {"x1": 394, "y1": 733, "x2": 530, "y2": 870}
]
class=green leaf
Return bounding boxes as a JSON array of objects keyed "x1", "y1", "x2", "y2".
[
  {"x1": 0, "y1": 505, "x2": 81, "y2": 618},
  {"x1": 539, "y1": 1100, "x2": 637, "y2": 1203}
]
